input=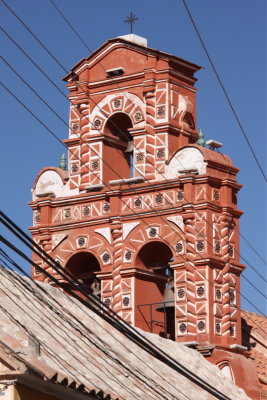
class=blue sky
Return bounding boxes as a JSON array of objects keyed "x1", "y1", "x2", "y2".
[{"x1": 0, "y1": 0, "x2": 266, "y2": 315}]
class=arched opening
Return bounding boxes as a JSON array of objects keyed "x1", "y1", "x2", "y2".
[
  {"x1": 64, "y1": 251, "x2": 101, "y2": 299},
  {"x1": 135, "y1": 241, "x2": 175, "y2": 339},
  {"x1": 136, "y1": 241, "x2": 173, "y2": 273},
  {"x1": 103, "y1": 113, "x2": 133, "y2": 182}
]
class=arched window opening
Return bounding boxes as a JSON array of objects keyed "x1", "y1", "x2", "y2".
[
  {"x1": 103, "y1": 113, "x2": 134, "y2": 182},
  {"x1": 65, "y1": 252, "x2": 101, "y2": 299},
  {"x1": 135, "y1": 241, "x2": 175, "y2": 340},
  {"x1": 136, "y1": 241, "x2": 173, "y2": 273}
]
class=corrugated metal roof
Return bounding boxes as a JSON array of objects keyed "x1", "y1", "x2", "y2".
[{"x1": 0, "y1": 266, "x2": 250, "y2": 400}]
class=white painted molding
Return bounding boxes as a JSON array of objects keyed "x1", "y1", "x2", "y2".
[
  {"x1": 95, "y1": 228, "x2": 112, "y2": 244},
  {"x1": 167, "y1": 216, "x2": 184, "y2": 232},
  {"x1": 109, "y1": 176, "x2": 144, "y2": 185},
  {"x1": 85, "y1": 184, "x2": 104, "y2": 192},
  {"x1": 165, "y1": 147, "x2": 207, "y2": 179},
  {"x1": 51, "y1": 233, "x2": 68, "y2": 250},
  {"x1": 122, "y1": 222, "x2": 140, "y2": 240}
]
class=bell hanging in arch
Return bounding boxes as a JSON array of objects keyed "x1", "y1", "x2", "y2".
[{"x1": 156, "y1": 277, "x2": 175, "y2": 312}]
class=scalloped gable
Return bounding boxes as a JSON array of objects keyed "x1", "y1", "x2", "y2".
[{"x1": 32, "y1": 167, "x2": 79, "y2": 200}]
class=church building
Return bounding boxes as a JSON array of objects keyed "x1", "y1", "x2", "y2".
[{"x1": 29, "y1": 34, "x2": 262, "y2": 398}]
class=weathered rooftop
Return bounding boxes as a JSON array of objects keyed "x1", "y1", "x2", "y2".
[
  {"x1": 0, "y1": 266, "x2": 250, "y2": 400},
  {"x1": 242, "y1": 310, "x2": 267, "y2": 385}
]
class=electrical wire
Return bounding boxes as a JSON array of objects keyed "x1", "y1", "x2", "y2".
[
  {"x1": 0, "y1": 260, "x2": 187, "y2": 400},
  {"x1": 1, "y1": 217, "x2": 266, "y2": 400},
  {"x1": 0, "y1": 0, "x2": 67, "y2": 73},
  {"x1": 1, "y1": 25, "x2": 266, "y2": 290},
  {"x1": 181, "y1": 0, "x2": 267, "y2": 183},
  {"x1": 2, "y1": 46, "x2": 260, "y2": 306},
  {"x1": 1, "y1": 16, "x2": 266, "y2": 286},
  {"x1": 48, "y1": 0, "x2": 91, "y2": 53},
  {"x1": 0, "y1": 27, "x2": 67, "y2": 98},
  {"x1": 1, "y1": 80, "x2": 266, "y2": 318},
  {"x1": 2, "y1": 160, "x2": 266, "y2": 319},
  {"x1": 47, "y1": 0, "x2": 267, "y2": 271},
  {"x1": 1, "y1": 55, "x2": 67, "y2": 125},
  {"x1": 1, "y1": 3, "x2": 262, "y2": 322},
  {"x1": 2, "y1": 24, "x2": 266, "y2": 320},
  {"x1": 1, "y1": 1, "x2": 265, "y2": 392},
  {"x1": 2, "y1": 52, "x2": 266, "y2": 302},
  {"x1": 240, "y1": 232, "x2": 267, "y2": 266},
  {"x1": 0, "y1": 254, "x2": 166, "y2": 400},
  {"x1": 0, "y1": 232, "x2": 233, "y2": 400},
  {"x1": 0, "y1": 248, "x2": 197, "y2": 400}
]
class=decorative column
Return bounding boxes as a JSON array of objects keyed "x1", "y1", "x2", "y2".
[
  {"x1": 220, "y1": 212, "x2": 232, "y2": 337},
  {"x1": 79, "y1": 100, "x2": 90, "y2": 189},
  {"x1": 183, "y1": 213, "x2": 197, "y2": 336},
  {"x1": 143, "y1": 70, "x2": 156, "y2": 180},
  {"x1": 39, "y1": 234, "x2": 52, "y2": 283},
  {"x1": 175, "y1": 212, "x2": 197, "y2": 338},
  {"x1": 111, "y1": 220, "x2": 123, "y2": 315}
]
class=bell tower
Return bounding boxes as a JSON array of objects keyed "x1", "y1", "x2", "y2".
[{"x1": 29, "y1": 34, "x2": 246, "y2": 350}]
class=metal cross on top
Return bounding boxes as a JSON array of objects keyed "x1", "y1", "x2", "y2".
[{"x1": 124, "y1": 12, "x2": 139, "y2": 34}]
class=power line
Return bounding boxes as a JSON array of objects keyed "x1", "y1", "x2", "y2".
[
  {"x1": 2, "y1": 10, "x2": 266, "y2": 284},
  {"x1": 1, "y1": 210, "x2": 266, "y2": 335},
  {"x1": 181, "y1": 0, "x2": 267, "y2": 183},
  {"x1": 1, "y1": 6, "x2": 266, "y2": 392},
  {"x1": 0, "y1": 229, "x2": 233, "y2": 400},
  {"x1": 2, "y1": 5, "x2": 267, "y2": 313},
  {"x1": 240, "y1": 232, "x2": 267, "y2": 266},
  {"x1": 1, "y1": 55, "x2": 67, "y2": 125},
  {"x1": 0, "y1": 259, "x2": 189, "y2": 400},
  {"x1": 0, "y1": 252, "x2": 171, "y2": 400},
  {"x1": 44, "y1": 1, "x2": 267, "y2": 279},
  {"x1": 2, "y1": 81, "x2": 266, "y2": 316},
  {"x1": 2, "y1": 74, "x2": 266, "y2": 322},
  {"x1": 48, "y1": 0, "x2": 92, "y2": 53},
  {"x1": 48, "y1": 0, "x2": 267, "y2": 271},
  {"x1": 9, "y1": 42, "x2": 267, "y2": 302},
  {"x1": 0, "y1": 0, "x2": 67, "y2": 73},
  {"x1": 241, "y1": 274, "x2": 267, "y2": 300},
  {"x1": 1, "y1": 3, "x2": 262, "y2": 313},
  {"x1": 0, "y1": 27, "x2": 67, "y2": 98},
  {"x1": 0, "y1": 217, "x2": 263, "y2": 400}
]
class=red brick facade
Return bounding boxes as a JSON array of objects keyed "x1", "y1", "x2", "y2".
[{"x1": 29, "y1": 35, "x2": 261, "y2": 398}]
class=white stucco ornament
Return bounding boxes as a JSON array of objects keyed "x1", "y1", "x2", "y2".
[
  {"x1": 165, "y1": 147, "x2": 207, "y2": 179},
  {"x1": 167, "y1": 216, "x2": 184, "y2": 232},
  {"x1": 34, "y1": 170, "x2": 63, "y2": 200},
  {"x1": 52, "y1": 233, "x2": 68, "y2": 250},
  {"x1": 32, "y1": 169, "x2": 78, "y2": 200},
  {"x1": 95, "y1": 228, "x2": 112, "y2": 244},
  {"x1": 122, "y1": 222, "x2": 140, "y2": 240},
  {"x1": 90, "y1": 92, "x2": 146, "y2": 129}
]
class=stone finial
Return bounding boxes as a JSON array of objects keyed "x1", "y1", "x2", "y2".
[
  {"x1": 59, "y1": 154, "x2": 67, "y2": 170},
  {"x1": 197, "y1": 128, "x2": 205, "y2": 146}
]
